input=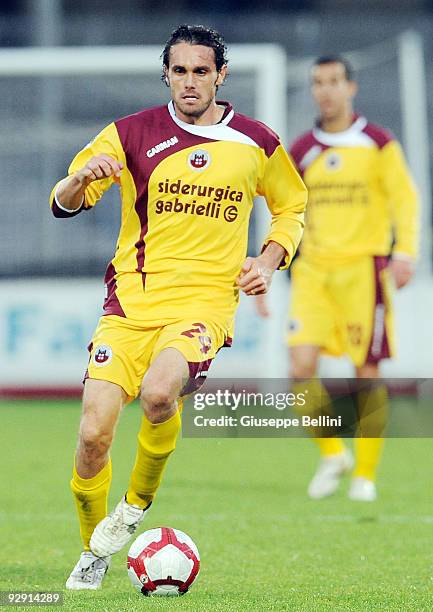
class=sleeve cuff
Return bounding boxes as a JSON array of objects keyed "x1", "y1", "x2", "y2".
[
  {"x1": 51, "y1": 188, "x2": 84, "y2": 218},
  {"x1": 55, "y1": 188, "x2": 84, "y2": 213},
  {"x1": 261, "y1": 236, "x2": 292, "y2": 270}
]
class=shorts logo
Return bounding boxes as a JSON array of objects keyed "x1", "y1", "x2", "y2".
[
  {"x1": 188, "y1": 149, "x2": 211, "y2": 171},
  {"x1": 348, "y1": 323, "x2": 363, "y2": 347},
  {"x1": 93, "y1": 345, "x2": 113, "y2": 367},
  {"x1": 199, "y1": 334, "x2": 212, "y2": 355},
  {"x1": 326, "y1": 152, "x2": 342, "y2": 171}
]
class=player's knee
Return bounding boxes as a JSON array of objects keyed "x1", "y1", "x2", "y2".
[
  {"x1": 356, "y1": 363, "x2": 379, "y2": 378},
  {"x1": 79, "y1": 421, "x2": 113, "y2": 457},
  {"x1": 141, "y1": 385, "x2": 174, "y2": 423},
  {"x1": 291, "y1": 360, "x2": 317, "y2": 379},
  {"x1": 290, "y1": 347, "x2": 318, "y2": 379}
]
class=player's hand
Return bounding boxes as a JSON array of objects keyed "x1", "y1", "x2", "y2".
[
  {"x1": 390, "y1": 257, "x2": 414, "y2": 289},
  {"x1": 254, "y1": 293, "x2": 271, "y2": 318},
  {"x1": 74, "y1": 154, "x2": 123, "y2": 187},
  {"x1": 236, "y1": 256, "x2": 273, "y2": 296}
]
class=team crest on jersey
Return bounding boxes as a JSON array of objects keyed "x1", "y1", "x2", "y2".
[
  {"x1": 325, "y1": 152, "x2": 342, "y2": 171},
  {"x1": 188, "y1": 149, "x2": 211, "y2": 171},
  {"x1": 288, "y1": 319, "x2": 301, "y2": 333},
  {"x1": 93, "y1": 345, "x2": 113, "y2": 367}
]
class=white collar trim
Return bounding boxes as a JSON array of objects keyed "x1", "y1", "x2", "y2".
[
  {"x1": 312, "y1": 116, "x2": 374, "y2": 148},
  {"x1": 168, "y1": 100, "x2": 234, "y2": 130},
  {"x1": 167, "y1": 101, "x2": 258, "y2": 148}
]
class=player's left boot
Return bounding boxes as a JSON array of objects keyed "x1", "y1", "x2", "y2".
[
  {"x1": 308, "y1": 449, "x2": 354, "y2": 499},
  {"x1": 65, "y1": 551, "x2": 111, "y2": 590},
  {"x1": 90, "y1": 496, "x2": 150, "y2": 557},
  {"x1": 348, "y1": 476, "x2": 377, "y2": 502}
]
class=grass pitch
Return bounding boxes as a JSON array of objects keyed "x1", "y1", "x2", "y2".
[{"x1": 0, "y1": 399, "x2": 432, "y2": 611}]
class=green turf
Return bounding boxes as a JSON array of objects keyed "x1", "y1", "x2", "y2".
[{"x1": 0, "y1": 400, "x2": 432, "y2": 611}]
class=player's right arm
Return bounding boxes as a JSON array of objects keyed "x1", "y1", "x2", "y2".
[
  {"x1": 56, "y1": 154, "x2": 123, "y2": 212},
  {"x1": 50, "y1": 122, "x2": 126, "y2": 217}
]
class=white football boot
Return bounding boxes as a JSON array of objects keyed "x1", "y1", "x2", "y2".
[
  {"x1": 90, "y1": 496, "x2": 149, "y2": 558},
  {"x1": 308, "y1": 449, "x2": 354, "y2": 499},
  {"x1": 65, "y1": 551, "x2": 110, "y2": 590},
  {"x1": 348, "y1": 476, "x2": 377, "y2": 502}
]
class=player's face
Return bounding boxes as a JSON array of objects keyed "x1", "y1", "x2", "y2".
[
  {"x1": 166, "y1": 42, "x2": 226, "y2": 122},
  {"x1": 311, "y1": 62, "x2": 357, "y2": 121}
]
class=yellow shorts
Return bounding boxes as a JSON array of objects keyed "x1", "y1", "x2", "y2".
[
  {"x1": 288, "y1": 256, "x2": 395, "y2": 367},
  {"x1": 85, "y1": 315, "x2": 229, "y2": 399}
]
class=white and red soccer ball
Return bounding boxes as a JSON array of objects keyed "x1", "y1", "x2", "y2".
[{"x1": 127, "y1": 527, "x2": 200, "y2": 596}]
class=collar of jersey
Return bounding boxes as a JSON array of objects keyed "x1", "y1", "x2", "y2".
[
  {"x1": 168, "y1": 100, "x2": 235, "y2": 136},
  {"x1": 312, "y1": 115, "x2": 368, "y2": 147}
]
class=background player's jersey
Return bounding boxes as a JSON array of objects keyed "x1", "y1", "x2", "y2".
[
  {"x1": 290, "y1": 115, "x2": 418, "y2": 263},
  {"x1": 51, "y1": 102, "x2": 306, "y2": 329}
]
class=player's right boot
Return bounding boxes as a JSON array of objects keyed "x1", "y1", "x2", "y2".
[
  {"x1": 308, "y1": 449, "x2": 354, "y2": 499},
  {"x1": 65, "y1": 551, "x2": 111, "y2": 590},
  {"x1": 348, "y1": 476, "x2": 377, "y2": 502},
  {"x1": 90, "y1": 496, "x2": 150, "y2": 558}
]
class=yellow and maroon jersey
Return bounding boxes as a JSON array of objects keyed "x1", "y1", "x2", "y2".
[
  {"x1": 50, "y1": 101, "x2": 306, "y2": 332},
  {"x1": 289, "y1": 115, "x2": 418, "y2": 262}
]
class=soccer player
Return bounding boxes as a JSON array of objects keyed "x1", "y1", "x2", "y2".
[
  {"x1": 50, "y1": 25, "x2": 307, "y2": 589},
  {"x1": 257, "y1": 55, "x2": 418, "y2": 502}
]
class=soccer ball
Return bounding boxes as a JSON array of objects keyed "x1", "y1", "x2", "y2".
[{"x1": 127, "y1": 527, "x2": 200, "y2": 596}]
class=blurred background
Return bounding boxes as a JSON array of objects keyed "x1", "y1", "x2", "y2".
[{"x1": 0, "y1": 0, "x2": 432, "y2": 391}]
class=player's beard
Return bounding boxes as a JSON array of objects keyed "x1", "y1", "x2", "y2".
[{"x1": 175, "y1": 95, "x2": 213, "y2": 119}]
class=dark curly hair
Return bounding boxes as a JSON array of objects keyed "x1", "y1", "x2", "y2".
[{"x1": 162, "y1": 24, "x2": 228, "y2": 74}]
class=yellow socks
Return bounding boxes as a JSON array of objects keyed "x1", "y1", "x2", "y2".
[
  {"x1": 292, "y1": 379, "x2": 346, "y2": 456},
  {"x1": 126, "y1": 407, "x2": 182, "y2": 509},
  {"x1": 70, "y1": 458, "x2": 112, "y2": 551},
  {"x1": 314, "y1": 436, "x2": 346, "y2": 456},
  {"x1": 353, "y1": 438, "x2": 384, "y2": 480},
  {"x1": 353, "y1": 384, "x2": 388, "y2": 481},
  {"x1": 70, "y1": 402, "x2": 183, "y2": 549},
  {"x1": 293, "y1": 377, "x2": 387, "y2": 483}
]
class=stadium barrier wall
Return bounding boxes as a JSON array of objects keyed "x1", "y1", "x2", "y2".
[{"x1": 0, "y1": 278, "x2": 432, "y2": 396}]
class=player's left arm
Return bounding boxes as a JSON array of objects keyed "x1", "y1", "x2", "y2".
[
  {"x1": 237, "y1": 241, "x2": 287, "y2": 296},
  {"x1": 381, "y1": 140, "x2": 419, "y2": 288},
  {"x1": 237, "y1": 144, "x2": 307, "y2": 296}
]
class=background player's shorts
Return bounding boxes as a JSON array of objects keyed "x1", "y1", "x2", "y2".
[
  {"x1": 287, "y1": 255, "x2": 395, "y2": 367},
  {"x1": 86, "y1": 316, "x2": 228, "y2": 399}
]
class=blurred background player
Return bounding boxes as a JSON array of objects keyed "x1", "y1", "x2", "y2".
[
  {"x1": 50, "y1": 25, "x2": 306, "y2": 590},
  {"x1": 257, "y1": 55, "x2": 418, "y2": 501}
]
